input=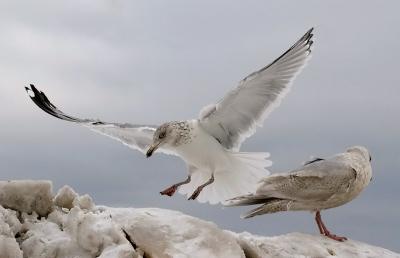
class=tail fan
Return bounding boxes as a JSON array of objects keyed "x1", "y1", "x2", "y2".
[{"x1": 178, "y1": 152, "x2": 271, "y2": 204}]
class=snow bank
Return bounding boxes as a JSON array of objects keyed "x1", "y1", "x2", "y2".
[
  {"x1": 0, "y1": 180, "x2": 399, "y2": 258},
  {"x1": 109, "y1": 208, "x2": 243, "y2": 258},
  {"x1": 231, "y1": 231, "x2": 400, "y2": 258}
]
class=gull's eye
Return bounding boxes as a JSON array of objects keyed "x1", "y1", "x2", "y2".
[
  {"x1": 369, "y1": 155, "x2": 372, "y2": 162},
  {"x1": 159, "y1": 131, "x2": 166, "y2": 139}
]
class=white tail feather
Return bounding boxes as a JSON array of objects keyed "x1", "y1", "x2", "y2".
[{"x1": 178, "y1": 152, "x2": 271, "y2": 204}]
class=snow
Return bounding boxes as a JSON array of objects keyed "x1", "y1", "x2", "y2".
[
  {"x1": 0, "y1": 180, "x2": 53, "y2": 216},
  {"x1": 108, "y1": 207, "x2": 244, "y2": 258},
  {"x1": 72, "y1": 194, "x2": 95, "y2": 210},
  {"x1": 54, "y1": 185, "x2": 78, "y2": 209},
  {"x1": 0, "y1": 180, "x2": 399, "y2": 258},
  {"x1": 231, "y1": 231, "x2": 400, "y2": 258},
  {"x1": 0, "y1": 237, "x2": 23, "y2": 258},
  {"x1": 0, "y1": 206, "x2": 23, "y2": 258}
]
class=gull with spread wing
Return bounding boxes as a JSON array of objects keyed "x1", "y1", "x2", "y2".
[
  {"x1": 26, "y1": 28, "x2": 314, "y2": 204},
  {"x1": 225, "y1": 146, "x2": 373, "y2": 241}
]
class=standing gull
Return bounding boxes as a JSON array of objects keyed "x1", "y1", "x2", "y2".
[
  {"x1": 225, "y1": 146, "x2": 373, "y2": 241},
  {"x1": 25, "y1": 28, "x2": 314, "y2": 204}
]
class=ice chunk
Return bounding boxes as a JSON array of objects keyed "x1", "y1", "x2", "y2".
[
  {"x1": 98, "y1": 244, "x2": 143, "y2": 258},
  {"x1": 72, "y1": 194, "x2": 95, "y2": 210},
  {"x1": 0, "y1": 180, "x2": 53, "y2": 216},
  {"x1": 109, "y1": 208, "x2": 245, "y2": 258},
  {"x1": 0, "y1": 206, "x2": 23, "y2": 258},
  {"x1": 54, "y1": 185, "x2": 78, "y2": 209},
  {"x1": 0, "y1": 236, "x2": 23, "y2": 258}
]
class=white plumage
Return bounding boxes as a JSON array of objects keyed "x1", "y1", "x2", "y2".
[{"x1": 26, "y1": 28, "x2": 313, "y2": 204}]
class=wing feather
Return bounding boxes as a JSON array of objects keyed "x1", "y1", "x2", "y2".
[
  {"x1": 25, "y1": 84, "x2": 171, "y2": 155},
  {"x1": 255, "y1": 160, "x2": 356, "y2": 202},
  {"x1": 200, "y1": 28, "x2": 314, "y2": 150}
]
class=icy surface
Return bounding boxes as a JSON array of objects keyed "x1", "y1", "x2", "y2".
[
  {"x1": 0, "y1": 206, "x2": 23, "y2": 258},
  {"x1": 0, "y1": 180, "x2": 53, "y2": 216},
  {"x1": 54, "y1": 185, "x2": 78, "y2": 209},
  {"x1": 0, "y1": 180, "x2": 399, "y2": 258},
  {"x1": 231, "y1": 231, "x2": 400, "y2": 258},
  {"x1": 109, "y1": 207, "x2": 244, "y2": 258}
]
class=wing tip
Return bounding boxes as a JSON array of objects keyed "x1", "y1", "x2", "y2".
[
  {"x1": 25, "y1": 84, "x2": 36, "y2": 97},
  {"x1": 302, "y1": 27, "x2": 315, "y2": 53},
  {"x1": 240, "y1": 213, "x2": 254, "y2": 219},
  {"x1": 306, "y1": 27, "x2": 314, "y2": 36},
  {"x1": 241, "y1": 26, "x2": 314, "y2": 85},
  {"x1": 293, "y1": 27, "x2": 314, "y2": 56},
  {"x1": 24, "y1": 84, "x2": 85, "y2": 123}
]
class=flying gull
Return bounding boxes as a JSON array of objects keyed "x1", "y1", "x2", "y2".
[
  {"x1": 225, "y1": 146, "x2": 373, "y2": 241},
  {"x1": 25, "y1": 28, "x2": 314, "y2": 204}
]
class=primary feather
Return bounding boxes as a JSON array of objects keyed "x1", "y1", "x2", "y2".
[
  {"x1": 26, "y1": 28, "x2": 314, "y2": 204},
  {"x1": 25, "y1": 85, "x2": 162, "y2": 154},
  {"x1": 200, "y1": 28, "x2": 314, "y2": 151}
]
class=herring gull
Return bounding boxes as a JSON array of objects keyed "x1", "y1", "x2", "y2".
[
  {"x1": 225, "y1": 146, "x2": 373, "y2": 241},
  {"x1": 25, "y1": 28, "x2": 314, "y2": 204}
]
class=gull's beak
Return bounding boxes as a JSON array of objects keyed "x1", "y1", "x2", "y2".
[{"x1": 146, "y1": 142, "x2": 160, "y2": 158}]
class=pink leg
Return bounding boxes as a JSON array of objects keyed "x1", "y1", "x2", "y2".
[
  {"x1": 160, "y1": 175, "x2": 191, "y2": 197},
  {"x1": 188, "y1": 174, "x2": 215, "y2": 200},
  {"x1": 314, "y1": 211, "x2": 325, "y2": 234},
  {"x1": 315, "y1": 211, "x2": 347, "y2": 242}
]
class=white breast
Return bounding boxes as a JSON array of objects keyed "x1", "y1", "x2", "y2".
[{"x1": 173, "y1": 120, "x2": 230, "y2": 171}]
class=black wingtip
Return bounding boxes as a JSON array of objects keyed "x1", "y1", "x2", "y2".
[
  {"x1": 240, "y1": 27, "x2": 315, "y2": 83},
  {"x1": 25, "y1": 84, "x2": 39, "y2": 96},
  {"x1": 301, "y1": 27, "x2": 314, "y2": 40},
  {"x1": 305, "y1": 27, "x2": 314, "y2": 37},
  {"x1": 25, "y1": 84, "x2": 36, "y2": 98},
  {"x1": 29, "y1": 84, "x2": 38, "y2": 93},
  {"x1": 25, "y1": 84, "x2": 89, "y2": 123}
]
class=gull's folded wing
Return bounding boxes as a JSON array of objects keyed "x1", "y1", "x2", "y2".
[
  {"x1": 200, "y1": 28, "x2": 314, "y2": 150},
  {"x1": 25, "y1": 84, "x2": 162, "y2": 155},
  {"x1": 255, "y1": 160, "x2": 356, "y2": 202},
  {"x1": 226, "y1": 158, "x2": 357, "y2": 206}
]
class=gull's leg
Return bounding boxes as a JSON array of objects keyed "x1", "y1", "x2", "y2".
[
  {"x1": 160, "y1": 175, "x2": 191, "y2": 197},
  {"x1": 188, "y1": 174, "x2": 215, "y2": 200},
  {"x1": 314, "y1": 211, "x2": 325, "y2": 235},
  {"x1": 315, "y1": 211, "x2": 347, "y2": 242}
]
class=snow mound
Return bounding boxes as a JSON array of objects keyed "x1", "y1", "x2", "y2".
[
  {"x1": 232, "y1": 231, "x2": 400, "y2": 258},
  {"x1": 0, "y1": 180, "x2": 52, "y2": 216},
  {"x1": 108, "y1": 207, "x2": 243, "y2": 258},
  {"x1": 54, "y1": 185, "x2": 78, "y2": 209},
  {"x1": 0, "y1": 180, "x2": 399, "y2": 258}
]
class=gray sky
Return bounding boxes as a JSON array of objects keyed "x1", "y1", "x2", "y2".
[{"x1": 1, "y1": 0, "x2": 399, "y2": 252}]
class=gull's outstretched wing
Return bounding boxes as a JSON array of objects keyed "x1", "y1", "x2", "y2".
[
  {"x1": 200, "y1": 28, "x2": 314, "y2": 150},
  {"x1": 25, "y1": 84, "x2": 167, "y2": 155}
]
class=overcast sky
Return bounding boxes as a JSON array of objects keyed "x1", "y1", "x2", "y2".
[{"x1": 1, "y1": 0, "x2": 399, "y2": 252}]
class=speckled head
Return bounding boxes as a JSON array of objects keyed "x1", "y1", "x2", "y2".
[
  {"x1": 346, "y1": 146, "x2": 372, "y2": 163},
  {"x1": 146, "y1": 121, "x2": 191, "y2": 157}
]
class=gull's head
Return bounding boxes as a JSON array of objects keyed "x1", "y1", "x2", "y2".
[
  {"x1": 346, "y1": 146, "x2": 372, "y2": 163},
  {"x1": 146, "y1": 122, "x2": 181, "y2": 158}
]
